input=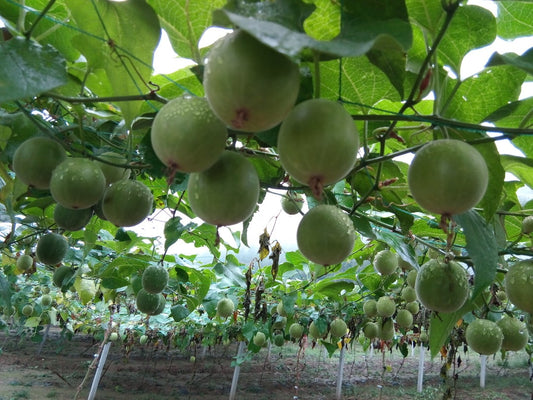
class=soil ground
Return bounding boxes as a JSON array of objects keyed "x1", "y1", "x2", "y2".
[{"x1": 0, "y1": 329, "x2": 531, "y2": 400}]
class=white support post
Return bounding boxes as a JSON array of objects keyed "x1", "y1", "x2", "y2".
[
  {"x1": 229, "y1": 341, "x2": 246, "y2": 400},
  {"x1": 336, "y1": 344, "x2": 346, "y2": 400},
  {"x1": 480, "y1": 354, "x2": 487, "y2": 389},
  {"x1": 88, "y1": 341, "x2": 112, "y2": 400},
  {"x1": 417, "y1": 344, "x2": 425, "y2": 393}
]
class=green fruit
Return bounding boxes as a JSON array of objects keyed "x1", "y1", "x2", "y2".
[
  {"x1": 401, "y1": 286, "x2": 417, "y2": 303},
  {"x1": 101, "y1": 179, "x2": 153, "y2": 227},
  {"x1": 309, "y1": 321, "x2": 326, "y2": 340},
  {"x1": 148, "y1": 294, "x2": 166, "y2": 316},
  {"x1": 278, "y1": 99, "x2": 359, "y2": 195},
  {"x1": 415, "y1": 259, "x2": 469, "y2": 313},
  {"x1": 378, "y1": 318, "x2": 395, "y2": 341},
  {"x1": 406, "y1": 301, "x2": 420, "y2": 315},
  {"x1": 217, "y1": 298, "x2": 235, "y2": 318},
  {"x1": 495, "y1": 290, "x2": 507, "y2": 302},
  {"x1": 465, "y1": 319, "x2": 503, "y2": 355},
  {"x1": 505, "y1": 259, "x2": 533, "y2": 314},
  {"x1": 13, "y1": 136, "x2": 66, "y2": 189},
  {"x1": 406, "y1": 270, "x2": 417, "y2": 288},
  {"x1": 142, "y1": 264, "x2": 169, "y2": 294},
  {"x1": 204, "y1": 30, "x2": 300, "y2": 133},
  {"x1": 187, "y1": 151, "x2": 260, "y2": 226},
  {"x1": 330, "y1": 318, "x2": 348, "y2": 338},
  {"x1": 139, "y1": 334, "x2": 148, "y2": 345},
  {"x1": 281, "y1": 192, "x2": 304, "y2": 215},
  {"x1": 41, "y1": 286, "x2": 50, "y2": 294},
  {"x1": 36, "y1": 233, "x2": 68, "y2": 265},
  {"x1": 22, "y1": 304, "x2": 33, "y2": 317},
  {"x1": 253, "y1": 331, "x2": 267, "y2": 347},
  {"x1": 95, "y1": 151, "x2": 130, "y2": 185},
  {"x1": 53, "y1": 204, "x2": 93, "y2": 231},
  {"x1": 41, "y1": 294, "x2": 52, "y2": 307},
  {"x1": 373, "y1": 250, "x2": 398, "y2": 276},
  {"x1": 151, "y1": 96, "x2": 227, "y2": 173},
  {"x1": 363, "y1": 299, "x2": 378, "y2": 317},
  {"x1": 136, "y1": 289, "x2": 161, "y2": 314},
  {"x1": 396, "y1": 309, "x2": 413, "y2": 330},
  {"x1": 296, "y1": 205, "x2": 356, "y2": 266},
  {"x1": 376, "y1": 296, "x2": 396, "y2": 318},
  {"x1": 53, "y1": 265, "x2": 74, "y2": 289},
  {"x1": 50, "y1": 158, "x2": 106, "y2": 209},
  {"x1": 130, "y1": 274, "x2": 143, "y2": 295},
  {"x1": 363, "y1": 322, "x2": 378, "y2": 339},
  {"x1": 419, "y1": 331, "x2": 429, "y2": 344},
  {"x1": 289, "y1": 323, "x2": 304, "y2": 339},
  {"x1": 276, "y1": 302, "x2": 287, "y2": 317},
  {"x1": 16, "y1": 254, "x2": 33, "y2": 272},
  {"x1": 497, "y1": 316, "x2": 529, "y2": 351},
  {"x1": 273, "y1": 333, "x2": 285, "y2": 347},
  {"x1": 109, "y1": 332, "x2": 119, "y2": 342},
  {"x1": 408, "y1": 139, "x2": 488, "y2": 215},
  {"x1": 522, "y1": 216, "x2": 533, "y2": 234},
  {"x1": 272, "y1": 316, "x2": 287, "y2": 330}
]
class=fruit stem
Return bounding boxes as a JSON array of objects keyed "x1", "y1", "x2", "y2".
[
  {"x1": 24, "y1": 0, "x2": 57, "y2": 39},
  {"x1": 313, "y1": 50, "x2": 321, "y2": 99}
]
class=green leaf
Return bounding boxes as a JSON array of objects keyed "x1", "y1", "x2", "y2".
[
  {"x1": 65, "y1": 0, "x2": 161, "y2": 128},
  {"x1": 487, "y1": 48, "x2": 533, "y2": 76},
  {"x1": 374, "y1": 229, "x2": 419, "y2": 269},
  {"x1": 454, "y1": 210, "x2": 498, "y2": 300},
  {"x1": 312, "y1": 279, "x2": 355, "y2": 299},
  {"x1": 164, "y1": 216, "x2": 197, "y2": 252},
  {"x1": 500, "y1": 155, "x2": 533, "y2": 189},
  {"x1": 100, "y1": 276, "x2": 129, "y2": 290},
  {"x1": 170, "y1": 304, "x2": 190, "y2": 322},
  {"x1": 302, "y1": 0, "x2": 341, "y2": 41},
  {"x1": 497, "y1": 2, "x2": 533, "y2": 39},
  {"x1": 406, "y1": 0, "x2": 444, "y2": 37},
  {"x1": 438, "y1": 5, "x2": 496, "y2": 75},
  {"x1": 366, "y1": 37, "x2": 406, "y2": 98},
  {"x1": 442, "y1": 66, "x2": 526, "y2": 123},
  {"x1": 146, "y1": 0, "x2": 226, "y2": 63},
  {"x1": 24, "y1": 316, "x2": 41, "y2": 328},
  {"x1": 0, "y1": 37, "x2": 67, "y2": 103},
  {"x1": 484, "y1": 97, "x2": 533, "y2": 130}
]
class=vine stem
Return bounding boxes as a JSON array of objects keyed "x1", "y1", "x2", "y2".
[
  {"x1": 44, "y1": 91, "x2": 168, "y2": 104},
  {"x1": 24, "y1": 0, "x2": 56, "y2": 39}
]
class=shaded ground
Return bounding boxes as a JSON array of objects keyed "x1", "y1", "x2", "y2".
[{"x1": 0, "y1": 330, "x2": 531, "y2": 400}]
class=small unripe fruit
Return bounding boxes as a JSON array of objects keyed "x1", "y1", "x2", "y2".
[
  {"x1": 466, "y1": 319, "x2": 503, "y2": 355},
  {"x1": 376, "y1": 296, "x2": 396, "y2": 318},
  {"x1": 136, "y1": 289, "x2": 161, "y2": 315},
  {"x1": 396, "y1": 309, "x2": 413, "y2": 330},
  {"x1": 363, "y1": 299, "x2": 378, "y2": 317},
  {"x1": 378, "y1": 318, "x2": 394, "y2": 341},
  {"x1": 505, "y1": 259, "x2": 533, "y2": 314},
  {"x1": 217, "y1": 298, "x2": 235, "y2": 318},
  {"x1": 363, "y1": 322, "x2": 378, "y2": 339},
  {"x1": 95, "y1": 151, "x2": 130, "y2": 185},
  {"x1": 36, "y1": 233, "x2": 68, "y2": 265},
  {"x1": 281, "y1": 192, "x2": 304, "y2": 215},
  {"x1": 276, "y1": 302, "x2": 287, "y2": 317},
  {"x1": 102, "y1": 179, "x2": 153, "y2": 227},
  {"x1": 406, "y1": 270, "x2": 417, "y2": 288},
  {"x1": 41, "y1": 294, "x2": 52, "y2": 307},
  {"x1": 22, "y1": 304, "x2": 33, "y2": 317},
  {"x1": 522, "y1": 216, "x2": 533, "y2": 234},
  {"x1": 401, "y1": 286, "x2": 417, "y2": 303},
  {"x1": 253, "y1": 331, "x2": 267, "y2": 347},
  {"x1": 139, "y1": 334, "x2": 148, "y2": 345},
  {"x1": 330, "y1": 318, "x2": 348, "y2": 338},
  {"x1": 406, "y1": 301, "x2": 420, "y2": 315},
  {"x1": 309, "y1": 321, "x2": 327, "y2": 340},
  {"x1": 16, "y1": 254, "x2": 33, "y2": 272},
  {"x1": 373, "y1": 250, "x2": 398, "y2": 275},
  {"x1": 272, "y1": 316, "x2": 287, "y2": 330},
  {"x1": 497, "y1": 316, "x2": 528, "y2": 352},
  {"x1": 142, "y1": 264, "x2": 169, "y2": 294},
  {"x1": 289, "y1": 323, "x2": 304, "y2": 339},
  {"x1": 419, "y1": 331, "x2": 429, "y2": 344},
  {"x1": 273, "y1": 333, "x2": 285, "y2": 347},
  {"x1": 109, "y1": 332, "x2": 119, "y2": 342}
]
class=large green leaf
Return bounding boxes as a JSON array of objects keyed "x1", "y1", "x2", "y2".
[
  {"x1": 302, "y1": 0, "x2": 341, "y2": 41},
  {"x1": 164, "y1": 216, "x2": 197, "y2": 252},
  {"x1": 442, "y1": 65, "x2": 526, "y2": 123},
  {"x1": 438, "y1": 5, "x2": 496, "y2": 75},
  {"x1": 405, "y1": 0, "x2": 444, "y2": 37},
  {"x1": 487, "y1": 48, "x2": 533, "y2": 76},
  {"x1": 497, "y1": 2, "x2": 533, "y2": 39},
  {"x1": 147, "y1": 0, "x2": 226, "y2": 63},
  {"x1": 0, "y1": 37, "x2": 66, "y2": 103},
  {"x1": 65, "y1": 0, "x2": 161, "y2": 128},
  {"x1": 484, "y1": 97, "x2": 533, "y2": 130},
  {"x1": 501, "y1": 155, "x2": 533, "y2": 189}
]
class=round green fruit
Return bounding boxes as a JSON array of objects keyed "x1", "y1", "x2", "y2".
[
  {"x1": 204, "y1": 30, "x2": 300, "y2": 133},
  {"x1": 497, "y1": 316, "x2": 528, "y2": 352},
  {"x1": 142, "y1": 264, "x2": 169, "y2": 294},
  {"x1": 376, "y1": 296, "x2": 396, "y2": 318},
  {"x1": 330, "y1": 318, "x2": 348, "y2": 338},
  {"x1": 109, "y1": 332, "x2": 119, "y2": 342},
  {"x1": 22, "y1": 304, "x2": 33, "y2": 317},
  {"x1": 16, "y1": 254, "x2": 33, "y2": 272},
  {"x1": 151, "y1": 96, "x2": 227, "y2": 173},
  {"x1": 253, "y1": 331, "x2": 267, "y2": 347},
  {"x1": 41, "y1": 294, "x2": 52, "y2": 307},
  {"x1": 373, "y1": 250, "x2": 398, "y2": 276},
  {"x1": 309, "y1": 321, "x2": 327, "y2": 340},
  {"x1": 53, "y1": 265, "x2": 74, "y2": 289},
  {"x1": 522, "y1": 216, "x2": 533, "y2": 234},
  {"x1": 36, "y1": 233, "x2": 68, "y2": 265},
  {"x1": 53, "y1": 204, "x2": 93, "y2": 231},
  {"x1": 147, "y1": 294, "x2": 166, "y2": 316},
  {"x1": 187, "y1": 151, "x2": 259, "y2": 226},
  {"x1": 363, "y1": 299, "x2": 378, "y2": 317},
  {"x1": 408, "y1": 139, "x2": 488, "y2": 215},
  {"x1": 136, "y1": 289, "x2": 161, "y2": 315},
  {"x1": 50, "y1": 158, "x2": 106, "y2": 209},
  {"x1": 419, "y1": 331, "x2": 429, "y2": 344},
  {"x1": 406, "y1": 270, "x2": 417, "y2": 288},
  {"x1": 465, "y1": 319, "x2": 503, "y2": 355},
  {"x1": 272, "y1": 316, "x2": 287, "y2": 330},
  {"x1": 401, "y1": 286, "x2": 417, "y2": 303},
  {"x1": 130, "y1": 274, "x2": 143, "y2": 295},
  {"x1": 278, "y1": 99, "x2": 359, "y2": 196},
  {"x1": 415, "y1": 259, "x2": 469, "y2": 313},
  {"x1": 378, "y1": 318, "x2": 395, "y2": 341},
  {"x1": 396, "y1": 309, "x2": 413, "y2": 330},
  {"x1": 363, "y1": 322, "x2": 378, "y2": 339},
  {"x1": 41, "y1": 286, "x2": 50, "y2": 294},
  {"x1": 95, "y1": 151, "x2": 130, "y2": 185},
  {"x1": 273, "y1": 334, "x2": 285, "y2": 347},
  {"x1": 289, "y1": 323, "x2": 304, "y2": 339},
  {"x1": 296, "y1": 204, "x2": 356, "y2": 266},
  {"x1": 505, "y1": 259, "x2": 533, "y2": 314},
  {"x1": 217, "y1": 298, "x2": 235, "y2": 318},
  {"x1": 281, "y1": 192, "x2": 304, "y2": 215},
  {"x1": 139, "y1": 334, "x2": 148, "y2": 345},
  {"x1": 101, "y1": 179, "x2": 153, "y2": 227},
  {"x1": 276, "y1": 302, "x2": 287, "y2": 317},
  {"x1": 13, "y1": 136, "x2": 66, "y2": 189},
  {"x1": 406, "y1": 301, "x2": 420, "y2": 315}
]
